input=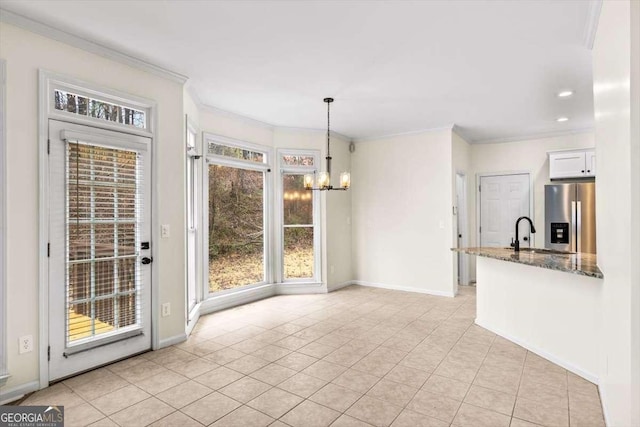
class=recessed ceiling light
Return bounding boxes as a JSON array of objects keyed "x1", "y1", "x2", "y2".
[
  {"x1": 556, "y1": 117, "x2": 569, "y2": 122},
  {"x1": 557, "y1": 90, "x2": 574, "y2": 98}
]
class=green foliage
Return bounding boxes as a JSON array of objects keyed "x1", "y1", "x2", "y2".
[{"x1": 209, "y1": 165, "x2": 264, "y2": 258}]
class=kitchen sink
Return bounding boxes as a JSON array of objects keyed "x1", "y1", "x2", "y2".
[{"x1": 505, "y1": 247, "x2": 575, "y2": 255}]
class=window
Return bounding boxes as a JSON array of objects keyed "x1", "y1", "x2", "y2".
[
  {"x1": 204, "y1": 134, "x2": 271, "y2": 294},
  {"x1": 54, "y1": 89, "x2": 147, "y2": 129},
  {"x1": 186, "y1": 121, "x2": 199, "y2": 315},
  {"x1": 46, "y1": 76, "x2": 152, "y2": 134},
  {"x1": 279, "y1": 150, "x2": 320, "y2": 282},
  {"x1": 65, "y1": 142, "x2": 143, "y2": 344}
]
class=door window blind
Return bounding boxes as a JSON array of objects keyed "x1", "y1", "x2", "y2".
[{"x1": 65, "y1": 141, "x2": 144, "y2": 345}]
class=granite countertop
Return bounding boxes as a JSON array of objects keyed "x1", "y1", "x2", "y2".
[{"x1": 452, "y1": 247, "x2": 603, "y2": 279}]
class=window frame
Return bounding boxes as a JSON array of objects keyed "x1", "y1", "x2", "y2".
[
  {"x1": 186, "y1": 117, "x2": 200, "y2": 320},
  {"x1": 202, "y1": 133, "x2": 273, "y2": 297},
  {"x1": 277, "y1": 149, "x2": 321, "y2": 284},
  {"x1": 46, "y1": 78, "x2": 152, "y2": 137}
]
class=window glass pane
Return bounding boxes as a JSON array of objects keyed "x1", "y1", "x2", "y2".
[
  {"x1": 209, "y1": 165, "x2": 265, "y2": 292},
  {"x1": 66, "y1": 142, "x2": 142, "y2": 344},
  {"x1": 282, "y1": 155, "x2": 314, "y2": 166},
  {"x1": 283, "y1": 175, "x2": 312, "y2": 225},
  {"x1": 208, "y1": 142, "x2": 264, "y2": 163},
  {"x1": 54, "y1": 89, "x2": 146, "y2": 129},
  {"x1": 284, "y1": 227, "x2": 314, "y2": 279}
]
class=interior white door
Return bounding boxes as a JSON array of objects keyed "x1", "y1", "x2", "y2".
[
  {"x1": 49, "y1": 120, "x2": 152, "y2": 381},
  {"x1": 480, "y1": 174, "x2": 531, "y2": 248}
]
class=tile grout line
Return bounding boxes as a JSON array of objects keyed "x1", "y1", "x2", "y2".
[{"x1": 431, "y1": 306, "x2": 492, "y2": 426}]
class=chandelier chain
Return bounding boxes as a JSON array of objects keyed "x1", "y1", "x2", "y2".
[{"x1": 326, "y1": 100, "x2": 331, "y2": 159}]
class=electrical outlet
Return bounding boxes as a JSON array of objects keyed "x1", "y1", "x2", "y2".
[
  {"x1": 19, "y1": 335, "x2": 33, "y2": 354},
  {"x1": 161, "y1": 224, "x2": 170, "y2": 238},
  {"x1": 161, "y1": 303, "x2": 171, "y2": 317}
]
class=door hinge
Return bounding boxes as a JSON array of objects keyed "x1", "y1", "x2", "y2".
[
  {"x1": 47, "y1": 345, "x2": 50, "y2": 361},
  {"x1": 47, "y1": 243, "x2": 50, "y2": 257},
  {"x1": 479, "y1": 226, "x2": 482, "y2": 233},
  {"x1": 47, "y1": 139, "x2": 50, "y2": 155},
  {"x1": 478, "y1": 185, "x2": 481, "y2": 192}
]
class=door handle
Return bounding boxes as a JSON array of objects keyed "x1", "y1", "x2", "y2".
[
  {"x1": 141, "y1": 257, "x2": 153, "y2": 265},
  {"x1": 523, "y1": 236, "x2": 529, "y2": 242},
  {"x1": 576, "y1": 201, "x2": 582, "y2": 253}
]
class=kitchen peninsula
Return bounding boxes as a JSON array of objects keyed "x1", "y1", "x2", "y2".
[{"x1": 454, "y1": 247, "x2": 603, "y2": 383}]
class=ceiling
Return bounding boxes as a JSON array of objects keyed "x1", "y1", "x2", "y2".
[{"x1": 0, "y1": 0, "x2": 597, "y2": 142}]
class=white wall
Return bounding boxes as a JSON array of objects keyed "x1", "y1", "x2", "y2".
[
  {"x1": 0, "y1": 22, "x2": 187, "y2": 396},
  {"x1": 476, "y1": 257, "x2": 602, "y2": 382},
  {"x1": 468, "y1": 132, "x2": 595, "y2": 280},
  {"x1": 351, "y1": 129, "x2": 455, "y2": 296},
  {"x1": 592, "y1": 1, "x2": 640, "y2": 425}
]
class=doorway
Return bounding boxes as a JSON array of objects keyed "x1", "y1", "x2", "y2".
[
  {"x1": 478, "y1": 173, "x2": 532, "y2": 248},
  {"x1": 455, "y1": 173, "x2": 469, "y2": 286},
  {"x1": 48, "y1": 120, "x2": 152, "y2": 381}
]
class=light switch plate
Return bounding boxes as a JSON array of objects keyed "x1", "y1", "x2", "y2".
[
  {"x1": 161, "y1": 303, "x2": 171, "y2": 317},
  {"x1": 161, "y1": 224, "x2": 170, "y2": 238}
]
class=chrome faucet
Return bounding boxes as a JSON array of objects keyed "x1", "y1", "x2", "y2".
[{"x1": 512, "y1": 216, "x2": 537, "y2": 252}]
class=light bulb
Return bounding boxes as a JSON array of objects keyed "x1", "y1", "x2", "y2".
[
  {"x1": 318, "y1": 172, "x2": 330, "y2": 189},
  {"x1": 340, "y1": 172, "x2": 351, "y2": 189},
  {"x1": 303, "y1": 174, "x2": 314, "y2": 189}
]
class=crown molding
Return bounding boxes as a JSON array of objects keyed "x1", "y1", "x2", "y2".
[
  {"x1": 582, "y1": 0, "x2": 603, "y2": 50},
  {"x1": 452, "y1": 124, "x2": 473, "y2": 143},
  {"x1": 0, "y1": 8, "x2": 189, "y2": 84},
  {"x1": 473, "y1": 127, "x2": 594, "y2": 145},
  {"x1": 275, "y1": 126, "x2": 352, "y2": 142},
  {"x1": 352, "y1": 124, "x2": 455, "y2": 143}
]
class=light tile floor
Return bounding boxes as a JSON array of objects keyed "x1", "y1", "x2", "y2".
[{"x1": 18, "y1": 285, "x2": 605, "y2": 426}]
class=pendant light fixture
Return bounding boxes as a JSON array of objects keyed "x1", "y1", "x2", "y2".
[{"x1": 304, "y1": 98, "x2": 351, "y2": 191}]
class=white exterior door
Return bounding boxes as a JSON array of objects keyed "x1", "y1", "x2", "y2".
[
  {"x1": 48, "y1": 120, "x2": 152, "y2": 381},
  {"x1": 480, "y1": 174, "x2": 531, "y2": 248}
]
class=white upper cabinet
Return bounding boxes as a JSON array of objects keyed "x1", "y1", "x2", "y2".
[
  {"x1": 585, "y1": 151, "x2": 596, "y2": 177},
  {"x1": 549, "y1": 149, "x2": 596, "y2": 179}
]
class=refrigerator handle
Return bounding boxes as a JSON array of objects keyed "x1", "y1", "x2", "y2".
[
  {"x1": 571, "y1": 201, "x2": 577, "y2": 252},
  {"x1": 577, "y1": 201, "x2": 582, "y2": 253}
]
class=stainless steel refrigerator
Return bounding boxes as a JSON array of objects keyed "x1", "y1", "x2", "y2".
[{"x1": 545, "y1": 183, "x2": 596, "y2": 254}]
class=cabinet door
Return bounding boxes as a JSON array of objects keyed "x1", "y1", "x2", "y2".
[
  {"x1": 585, "y1": 151, "x2": 596, "y2": 176},
  {"x1": 549, "y1": 152, "x2": 586, "y2": 179}
]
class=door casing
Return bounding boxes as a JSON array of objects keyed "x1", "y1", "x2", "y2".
[{"x1": 38, "y1": 70, "x2": 158, "y2": 389}]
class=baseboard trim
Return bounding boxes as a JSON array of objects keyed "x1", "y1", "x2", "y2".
[
  {"x1": 158, "y1": 332, "x2": 187, "y2": 349},
  {"x1": 351, "y1": 280, "x2": 455, "y2": 297},
  {"x1": 0, "y1": 380, "x2": 40, "y2": 405},
  {"x1": 200, "y1": 284, "x2": 277, "y2": 316},
  {"x1": 327, "y1": 281, "x2": 352, "y2": 292},
  {"x1": 475, "y1": 318, "x2": 599, "y2": 384},
  {"x1": 276, "y1": 282, "x2": 327, "y2": 295}
]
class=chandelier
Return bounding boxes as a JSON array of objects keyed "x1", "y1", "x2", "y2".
[{"x1": 304, "y1": 98, "x2": 351, "y2": 191}]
